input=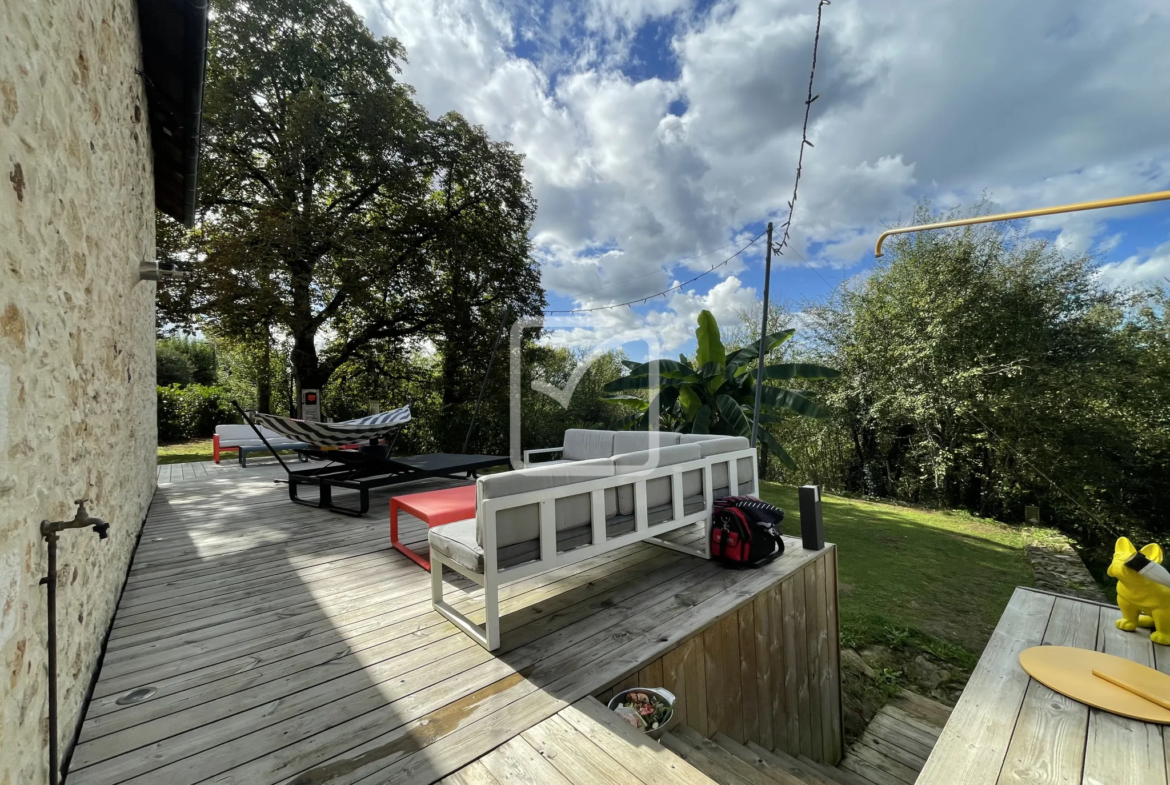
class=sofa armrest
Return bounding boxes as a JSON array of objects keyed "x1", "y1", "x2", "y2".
[{"x1": 522, "y1": 446, "x2": 564, "y2": 464}]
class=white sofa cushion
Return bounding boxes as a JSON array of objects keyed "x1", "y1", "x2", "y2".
[
  {"x1": 429, "y1": 518, "x2": 542, "y2": 573},
  {"x1": 681, "y1": 434, "x2": 750, "y2": 456},
  {"x1": 613, "y1": 444, "x2": 700, "y2": 515},
  {"x1": 612, "y1": 430, "x2": 681, "y2": 455},
  {"x1": 477, "y1": 457, "x2": 615, "y2": 562},
  {"x1": 562, "y1": 429, "x2": 617, "y2": 461},
  {"x1": 215, "y1": 423, "x2": 298, "y2": 445},
  {"x1": 712, "y1": 456, "x2": 756, "y2": 497}
]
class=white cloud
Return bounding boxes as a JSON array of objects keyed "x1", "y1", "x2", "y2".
[
  {"x1": 542, "y1": 275, "x2": 758, "y2": 354},
  {"x1": 1098, "y1": 241, "x2": 1170, "y2": 289},
  {"x1": 347, "y1": 0, "x2": 1170, "y2": 345}
]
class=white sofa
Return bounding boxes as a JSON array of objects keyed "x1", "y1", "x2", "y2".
[
  {"x1": 213, "y1": 424, "x2": 311, "y2": 467},
  {"x1": 429, "y1": 430, "x2": 758, "y2": 649}
]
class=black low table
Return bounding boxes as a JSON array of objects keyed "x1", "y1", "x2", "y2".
[{"x1": 281, "y1": 449, "x2": 510, "y2": 516}]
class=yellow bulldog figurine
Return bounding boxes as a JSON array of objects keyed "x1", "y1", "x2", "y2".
[{"x1": 1108, "y1": 537, "x2": 1170, "y2": 645}]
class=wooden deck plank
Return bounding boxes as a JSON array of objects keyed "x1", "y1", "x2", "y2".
[
  {"x1": 441, "y1": 760, "x2": 502, "y2": 785},
  {"x1": 720, "y1": 611, "x2": 744, "y2": 742},
  {"x1": 479, "y1": 736, "x2": 573, "y2": 785},
  {"x1": 1081, "y1": 612, "x2": 1165, "y2": 785},
  {"x1": 521, "y1": 713, "x2": 648, "y2": 785},
  {"x1": 684, "y1": 634, "x2": 708, "y2": 737},
  {"x1": 823, "y1": 548, "x2": 843, "y2": 763},
  {"x1": 738, "y1": 601, "x2": 759, "y2": 745},
  {"x1": 997, "y1": 597, "x2": 1099, "y2": 785},
  {"x1": 915, "y1": 588, "x2": 1055, "y2": 785},
  {"x1": 752, "y1": 592, "x2": 773, "y2": 751}
]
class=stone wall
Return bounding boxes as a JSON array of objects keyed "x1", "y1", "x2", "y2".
[{"x1": 0, "y1": 0, "x2": 157, "y2": 782}]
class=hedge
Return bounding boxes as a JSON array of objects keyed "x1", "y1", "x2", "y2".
[{"x1": 157, "y1": 384, "x2": 240, "y2": 441}]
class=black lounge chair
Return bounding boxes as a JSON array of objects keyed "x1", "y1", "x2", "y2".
[{"x1": 233, "y1": 403, "x2": 511, "y2": 516}]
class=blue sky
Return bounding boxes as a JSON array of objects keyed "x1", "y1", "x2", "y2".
[{"x1": 349, "y1": 0, "x2": 1170, "y2": 355}]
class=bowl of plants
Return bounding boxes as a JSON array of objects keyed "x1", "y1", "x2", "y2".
[{"x1": 607, "y1": 687, "x2": 676, "y2": 740}]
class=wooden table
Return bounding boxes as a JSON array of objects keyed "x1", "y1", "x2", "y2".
[
  {"x1": 389, "y1": 483, "x2": 477, "y2": 570},
  {"x1": 917, "y1": 586, "x2": 1169, "y2": 785}
]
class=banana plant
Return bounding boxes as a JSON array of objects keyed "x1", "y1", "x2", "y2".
[{"x1": 602, "y1": 310, "x2": 839, "y2": 468}]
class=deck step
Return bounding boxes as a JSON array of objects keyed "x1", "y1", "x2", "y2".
[
  {"x1": 710, "y1": 732, "x2": 807, "y2": 785},
  {"x1": 795, "y1": 754, "x2": 874, "y2": 785},
  {"x1": 562, "y1": 698, "x2": 719, "y2": 785},
  {"x1": 743, "y1": 742, "x2": 839, "y2": 785},
  {"x1": 838, "y1": 691, "x2": 950, "y2": 785},
  {"x1": 887, "y1": 690, "x2": 951, "y2": 730},
  {"x1": 663, "y1": 726, "x2": 797, "y2": 785}
]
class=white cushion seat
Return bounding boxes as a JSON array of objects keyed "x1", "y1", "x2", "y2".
[{"x1": 562, "y1": 429, "x2": 617, "y2": 460}]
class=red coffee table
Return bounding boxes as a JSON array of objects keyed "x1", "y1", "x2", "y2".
[{"x1": 389, "y1": 484, "x2": 477, "y2": 570}]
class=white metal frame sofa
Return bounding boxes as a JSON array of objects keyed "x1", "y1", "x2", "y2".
[
  {"x1": 429, "y1": 430, "x2": 758, "y2": 649},
  {"x1": 212, "y1": 424, "x2": 313, "y2": 467}
]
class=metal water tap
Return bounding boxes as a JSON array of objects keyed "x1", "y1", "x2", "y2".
[
  {"x1": 40, "y1": 499, "x2": 110, "y2": 544},
  {"x1": 40, "y1": 498, "x2": 111, "y2": 784}
]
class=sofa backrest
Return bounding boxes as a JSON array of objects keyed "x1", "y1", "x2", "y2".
[
  {"x1": 562, "y1": 429, "x2": 616, "y2": 461},
  {"x1": 612, "y1": 430, "x2": 681, "y2": 455},
  {"x1": 613, "y1": 443, "x2": 701, "y2": 513},
  {"x1": 680, "y1": 434, "x2": 750, "y2": 456},
  {"x1": 477, "y1": 457, "x2": 615, "y2": 549},
  {"x1": 215, "y1": 423, "x2": 290, "y2": 443}
]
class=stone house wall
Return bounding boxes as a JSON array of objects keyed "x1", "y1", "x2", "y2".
[{"x1": 0, "y1": 0, "x2": 158, "y2": 782}]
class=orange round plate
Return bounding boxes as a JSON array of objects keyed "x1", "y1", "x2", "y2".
[{"x1": 1019, "y1": 645, "x2": 1170, "y2": 724}]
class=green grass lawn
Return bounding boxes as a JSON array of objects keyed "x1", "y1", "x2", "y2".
[
  {"x1": 758, "y1": 482, "x2": 1065, "y2": 668},
  {"x1": 158, "y1": 439, "x2": 216, "y2": 464}
]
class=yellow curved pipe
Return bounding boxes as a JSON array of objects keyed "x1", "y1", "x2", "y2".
[{"x1": 874, "y1": 189, "x2": 1170, "y2": 257}]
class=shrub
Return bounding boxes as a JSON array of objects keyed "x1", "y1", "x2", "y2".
[
  {"x1": 156, "y1": 342, "x2": 194, "y2": 386},
  {"x1": 157, "y1": 384, "x2": 240, "y2": 441}
]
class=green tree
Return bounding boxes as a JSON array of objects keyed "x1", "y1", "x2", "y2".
[
  {"x1": 603, "y1": 310, "x2": 838, "y2": 467},
  {"x1": 162, "y1": 0, "x2": 542, "y2": 399},
  {"x1": 156, "y1": 341, "x2": 194, "y2": 386},
  {"x1": 806, "y1": 200, "x2": 1170, "y2": 543},
  {"x1": 156, "y1": 337, "x2": 218, "y2": 385}
]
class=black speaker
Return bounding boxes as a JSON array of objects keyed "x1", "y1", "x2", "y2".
[{"x1": 799, "y1": 485, "x2": 825, "y2": 551}]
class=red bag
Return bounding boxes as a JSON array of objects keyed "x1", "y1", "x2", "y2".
[{"x1": 710, "y1": 496, "x2": 785, "y2": 567}]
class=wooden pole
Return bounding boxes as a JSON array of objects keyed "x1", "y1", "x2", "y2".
[{"x1": 750, "y1": 222, "x2": 774, "y2": 447}]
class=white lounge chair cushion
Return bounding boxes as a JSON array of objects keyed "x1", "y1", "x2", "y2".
[
  {"x1": 612, "y1": 430, "x2": 681, "y2": 455},
  {"x1": 562, "y1": 429, "x2": 617, "y2": 461}
]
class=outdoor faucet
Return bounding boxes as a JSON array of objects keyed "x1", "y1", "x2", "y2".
[
  {"x1": 41, "y1": 499, "x2": 110, "y2": 542},
  {"x1": 40, "y1": 498, "x2": 110, "y2": 785}
]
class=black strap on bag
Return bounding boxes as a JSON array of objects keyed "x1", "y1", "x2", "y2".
[{"x1": 710, "y1": 496, "x2": 785, "y2": 568}]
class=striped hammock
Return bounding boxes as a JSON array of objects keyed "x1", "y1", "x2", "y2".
[{"x1": 249, "y1": 406, "x2": 411, "y2": 447}]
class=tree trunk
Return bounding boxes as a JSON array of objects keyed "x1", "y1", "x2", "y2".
[
  {"x1": 290, "y1": 325, "x2": 325, "y2": 411},
  {"x1": 257, "y1": 335, "x2": 272, "y2": 414}
]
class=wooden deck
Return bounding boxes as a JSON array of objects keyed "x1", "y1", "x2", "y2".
[
  {"x1": 70, "y1": 465, "x2": 834, "y2": 785},
  {"x1": 917, "y1": 586, "x2": 1169, "y2": 785}
]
